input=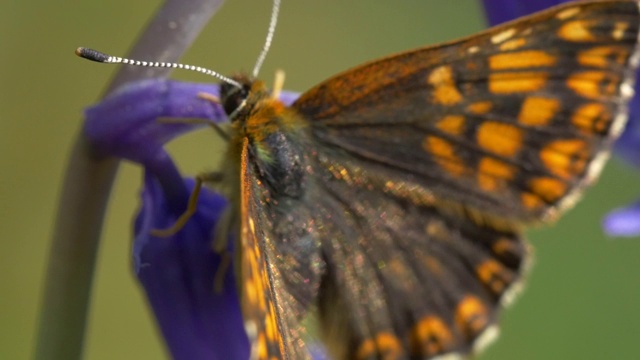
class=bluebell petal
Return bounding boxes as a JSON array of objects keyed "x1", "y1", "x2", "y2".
[
  {"x1": 134, "y1": 173, "x2": 250, "y2": 360},
  {"x1": 481, "y1": 0, "x2": 565, "y2": 26},
  {"x1": 84, "y1": 79, "x2": 224, "y2": 164}
]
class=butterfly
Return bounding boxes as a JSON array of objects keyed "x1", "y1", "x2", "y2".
[{"x1": 211, "y1": 1, "x2": 640, "y2": 359}]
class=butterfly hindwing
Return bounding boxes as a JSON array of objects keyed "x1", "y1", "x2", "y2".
[{"x1": 307, "y1": 158, "x2": 528, "y2": 358}]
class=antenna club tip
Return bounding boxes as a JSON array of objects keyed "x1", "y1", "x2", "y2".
[{"x1": 75, "y1": 47, "x2": 110, "y2": 63}]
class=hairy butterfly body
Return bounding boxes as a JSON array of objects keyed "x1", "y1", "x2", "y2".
[{"x1": 216, "y1": 1, "x2": 640, "y2": 359}]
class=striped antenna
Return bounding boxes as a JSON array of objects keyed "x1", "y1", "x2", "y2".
[
  {"x1": 252, "y1": 0, "x2": 281, "y2": 78},
  {"x1": 75, "y1": 47, "x2": 243, "y2": 89}
]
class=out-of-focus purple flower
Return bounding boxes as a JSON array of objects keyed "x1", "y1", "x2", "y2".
[
  {"x1": 482, "y1": 0, "x2": 640, "y2": 237},
  {"x1": 84, "y1": 78, "x2": 301, "y2": 359},
  {"x1": 603, "y1": 201, "x2": 640, "y2": 236}
]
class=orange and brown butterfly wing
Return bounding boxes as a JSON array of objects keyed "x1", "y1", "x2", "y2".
[
  {"x1": 294, "y1": 0, "x2": 640, "y2": 226},
  {"x1": 307, "y1": 169, "x2": 527, "y2": 359},
  {"x1": 285, "y1": 1, "x2": 640, "y2": 358}
]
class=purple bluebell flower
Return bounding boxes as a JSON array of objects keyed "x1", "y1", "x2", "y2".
[
  {"x1": 482, "y1": 0, "x2": 640, "y2": 237},
  {"x1": 481, "y1": 0, "x2": 560, "y2": 26},
  {"x1": 85, "y1": 79, "x2": 248, "y2": 359},
  {"x1": 84, "y1": 78, "x2": 299, "y2": 359}
]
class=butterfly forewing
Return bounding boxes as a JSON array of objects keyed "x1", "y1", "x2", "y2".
[
  {"x1": 294, "y1": 0, "x2": 640, "y2": 226},
  {"x1": 232, "y1": 1, "x2": 640, "y2": 359}
]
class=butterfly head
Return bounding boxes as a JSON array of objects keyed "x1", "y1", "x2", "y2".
[
  {"x1": 220, "y1": 74, "x2": 277, "y2": 124},
  {"x1": 220, "y1": 74, "x2": 252, "y2": 117}
]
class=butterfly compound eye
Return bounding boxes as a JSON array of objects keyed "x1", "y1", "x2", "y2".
[{"x1": 220, "y1": 75, "x2": 252, "y2": 117}]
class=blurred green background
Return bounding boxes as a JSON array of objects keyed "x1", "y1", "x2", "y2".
[{"x1": 2, "y1": 0, "x2": 639, "y2": 359}]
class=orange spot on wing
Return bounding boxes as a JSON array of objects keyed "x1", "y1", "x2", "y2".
[
  {"x1": 436, "y1": 115, "x2": 466, "y2": 135},
  {"x1": 557, "y1": 20, "x2": 597, "y2": 42},
  {"x1": 572, "y1": 103, "x2": 611, "y2": 134},
  {"x1": 423, "y1": 136, "x2": 467, "y2": 176},
  {"x1": 244, "y1": 277, "x2": 259, "y2": 307},
  {"x1": 499, "y1": 38, "x2": 527, "y2": 51},
  {"x1": 489, "y1": 71, "x2": 548, "y2": 93},
  {"x1": 518, "y1": 97, "x2": 560, "y2": 126},
  {"x1": 521, "y1": 192, "x2": 545, "y2": 210},
  {"x1": 529, "y1": 177, "x2": 568, "y2": 203},
  {"x1": 243, "y1": 245, "x2": 266, "y2": 310},
  {"x1": 492, "y1": 237, "x2": 522, "y2": 261},
  {"x1": 455, "y1": 296, "x2": 489, "y2": 338},
  {"x1": 476, "y1": 122, "x2": 523, "y2": 157},
  {"x1": 265, "y1": 302, "x2": 279, "y2": 342},
  {"x1": 578, "y1": 46, "x2": 629, "y2": 68},
  {"x1": 427, "y1": 65, "x2": 462, "y2": 105},
  {"x1": 257, "y1": 333, "x2": 268, "y2": 359},
  {"x1": 476, "y1": 260, "x2": 513, "y2": 296},
  {"x1": 566, "y1": 70, "x2": 619, "y2": 99},
  {"x1": 467, "y1": 101, "x2": 493, "y2": 115},
  {"x1": 357, "y1": 333, "x2": 404, "y2": 360},
  {"x1": 409, "y1": 316, "x2": 454, "y2": 356},
  {"x1": 489, "y1": 51, "x2": 556, "y2": 70},
  {"x1": 540, "y1": 139, "x2": 589, "y2": 179},
  {"x1": 477, "y1": 157, "x2": 516, "y2": 191},
  {"x1": 433, "y1": 84, "x2": 463, "y2": 105}
]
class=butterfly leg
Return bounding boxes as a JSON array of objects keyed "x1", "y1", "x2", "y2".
[{"x1": 150, "y1": 172, "x2": 224, "y2": 237}]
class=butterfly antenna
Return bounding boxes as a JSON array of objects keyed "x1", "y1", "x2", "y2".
[
  {"x1": 252, "y1": 0, "x2": 281, "y2": 78},
  {"x1": 75, "y1": 47, "x2": 243, "y2": 89}
]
